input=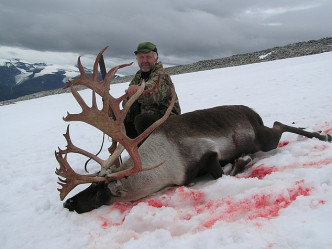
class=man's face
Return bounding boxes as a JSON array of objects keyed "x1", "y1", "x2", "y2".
[{"x1": 136, "y1": 51, "x2": 158, "y2": 72}]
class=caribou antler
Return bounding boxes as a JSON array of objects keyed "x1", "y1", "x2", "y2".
[{"x1": 55, "y1": 47, "x2": 176, "y2": 200}]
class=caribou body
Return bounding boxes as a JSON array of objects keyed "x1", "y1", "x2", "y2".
[{"x1": 55, "y1": 48, "x2": 331, "y2": 214}]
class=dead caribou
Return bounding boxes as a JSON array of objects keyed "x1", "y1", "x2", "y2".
[{"x1": 55, "y1": 47, "x2": 331, "y2": 213}]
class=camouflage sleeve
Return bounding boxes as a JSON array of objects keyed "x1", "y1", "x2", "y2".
[
  {"x1": 129, "y1": 72, "x2": 141, "y2": 86},
  {"x1": 138, "y1": 74, "x2": 173, "y2": 106}
]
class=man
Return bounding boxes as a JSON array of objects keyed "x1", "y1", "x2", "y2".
[{"x1": 124, "y1": 42, "x2": 181, "y2": 138}]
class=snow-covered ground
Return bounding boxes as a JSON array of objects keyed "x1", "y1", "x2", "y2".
[{"x1": 1, "y1": 52, "x2": 332, "y2": 249}]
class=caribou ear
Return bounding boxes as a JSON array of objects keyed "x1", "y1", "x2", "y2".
[{"x1": 107, "y1": 180, "x2": 128, "y2": 197}]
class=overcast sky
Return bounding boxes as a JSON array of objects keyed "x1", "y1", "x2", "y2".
[{"x1": 1, "y1": 0, "x2": 332, "y2": 75}]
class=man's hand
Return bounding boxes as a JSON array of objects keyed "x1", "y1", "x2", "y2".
[{"x1": 125, "y1": 85, "x2": 141, "y2": 97}]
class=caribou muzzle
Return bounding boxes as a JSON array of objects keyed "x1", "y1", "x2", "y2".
[{"x1": 63, "y1": 183, "x2": 111, "y2": 214}]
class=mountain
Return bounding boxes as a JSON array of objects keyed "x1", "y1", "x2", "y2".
[
  {"x1": 1, "y1": 37, "x2": 331, "y2": 103},
  {"x1": 0, "y1": 59, "x2": 83, "y2": 101},
  {"x1": 0, "y1": 59, "x2": 122, "y2": 102}
]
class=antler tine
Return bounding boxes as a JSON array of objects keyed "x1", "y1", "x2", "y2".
[
  {"x1": 63, "y1": 56, "x2": 87, "y2": 90},
  {"x1": 115, "y1": 74, "x2": 161, "y2": 105},
  {"x1": 77, "y1": 56, "x2": 86, "y2": 77},
  {"x1": 103, "y1": 80, "x2": 177, "y2": 180},
  {"x1": 55, "y1": 151, "x2": 106, "y2": 200},
  {"x1": 135, "y1": 78, "x2": 176, "y2": 145},
  {"x1": 119, "y1": 81, "x2": 146, "y2": 123},
  {"x1": 62, "y1": 46, "x2": 109, "y2": 92},
  {"x1": 100, "y1": 62, "x2": 135, "y2": 119},
  {"x1": 69, "y1": 85, "x2": 90, "y2": 113},
  {"x1": 105, "y1": 62, "x2": 134, "y2": 85},
  {"x1": 63, "y1": 46, "x2": 135, "y2": 119},
  {"x1": 59, "y1": 125, "x2": 105, "y2": 166},
  {"x1": 117, "y1": 74, "x2": 162, "y2": 122},
  {"x1": 102, "y1": 143, "x2": 125, "y2": 170},
  {"x1": 93, "y1": 46, "x2": 109, "y2": 81},
  {"x1": 62, "y1": 87, "x2": 98, "y2": 123}
]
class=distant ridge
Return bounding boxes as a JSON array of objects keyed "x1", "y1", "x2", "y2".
[
  {"x1": 1, "y1": 37, "x2": 331, "y2": 106},
  {"x1": 113, "y1": 37, "x2": 332, "y2": 83}
]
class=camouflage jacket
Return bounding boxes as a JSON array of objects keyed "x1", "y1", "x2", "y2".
[{"x1": 125, "y1": 62, "x2": 181, "y2": 117}]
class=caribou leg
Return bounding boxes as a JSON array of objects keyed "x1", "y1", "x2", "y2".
[
  {"x1": 229, "y1": 154, "x2": 254, "y2": 176},
  {"x1": 273, "y1": 121, "x2": 332, "y2": 142},
  {"x1": 229, "y1": 121, "x2": 331, "y2": 176},
  {"x1": 204, "y1": 152, "x2": 225, "y2": 179},
  {"x1": 183, "y1": 151, "x2": 225, "y2": 184},
  {"x1": 254, "y1": 121, "x2": 331, "y2": 153}
]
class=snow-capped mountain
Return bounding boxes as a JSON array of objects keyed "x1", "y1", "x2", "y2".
[{"x1": 0, "y1": 58, "x2": 84, "y2": 101}]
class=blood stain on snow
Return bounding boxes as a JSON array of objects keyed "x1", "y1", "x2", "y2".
[
  {"x1": 312, "y1": 144, "x2": 329, "y2": 151},
  {"x1": 302, "y1": 158, "x2": 332, "y2": 168},
  {"x1": 323, "y1": 127, "x2": 332, "y2": 134},
  {"x1": 278, "y1": 141, "x2": 289, "y2": 147},
  {"x1": 98, "y1": 187, "x2": 206, "y2": 228},
  {"x1": 247, "y1": 164, "x2": 278, "y2": 179},
  {"x1": 110, "y1": 202, "x2": 133, "y2": 214},
  {"x1": 310, "y1": 199, "x2": 327, "y2": 208},
  {"x1": 98, "y1": 215, "x2": 122, "y2": 228},
  {"x1": 141, "y1": 186, "x2": 206, "y2": 208},
  {"x1": 246, "y1": 157, "x2": 332, "y2": 180},
  {"x1": 146, "y1": 199, "x2": 165, "y2": 208},
  {"x1": 97, "y1": 202, "x2": 134, "y2": 228},
  {"x1": 97, "y1": 180, "x2": 313, "y2": 232},
  {"x1": 175, "y1": 186, "x2": 206, "y2": 205},
  {"x1": 96, "y1": 148, "x2": 331, "y2": 229},
  {"x1": 99, "y1": 216, "x2": 108, "y2": 228},
  {"x1": 199, "y1": 180, "x2": 312, "y2": 229}
]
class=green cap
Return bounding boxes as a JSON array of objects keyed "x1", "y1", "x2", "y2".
[{"x1": 134, "y1": 42, "x2": 158, "y2": 54}]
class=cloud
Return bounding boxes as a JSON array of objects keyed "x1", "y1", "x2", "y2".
[
  {"x1": 242, "y1": 3, "x2": 321, "y2": 19},
  {"x1": 0, "y1": 0, "x2": 331, "y2": 75}
]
